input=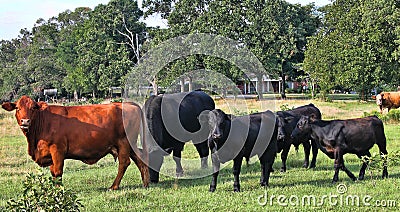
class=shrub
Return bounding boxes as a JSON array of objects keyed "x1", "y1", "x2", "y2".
[
  {"x1": 363, "y1": 109, "x2": 400, "y2": 123},
  {"x1": 6, "y1": 169, "x2": 83, "y2": 212},
  {"x1": 279, "y1": 104, "x2": 294, "y2": 111},
  {"x1": 110, "y1": 98, "x2": 123, "y2": 103},
  {"x1": 361, "y1": 150, "x2": 400, "y2": 179}
]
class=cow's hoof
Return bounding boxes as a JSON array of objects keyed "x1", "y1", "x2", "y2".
[
  {"x1": 260, "y1": 181, "x2": 268, "y2": 187},
  {"x1": 209, "y1": 187, "x2": 216, "y2": 192},
  {"x1": 176, "y1": 172, "x2": 184, "y2": 178},
  {"x1": 270, "y1": 168, "x2": 275, "y2": 173},
  {"x1": 108, "y1": 186, "x2": 119, "y2": 190},
  {"x1": 358, "y1": 175, "x2": 364, "y2": 181},
  {"x1": 303, "y1": 164, "x2": 309, "y2": 168},
  {"x1": 351, "y1": 176, "x2": 357, "y2": 181},
  {"x1": 280, "y1": 168, "x2": 286, "y2": 172},
  {"x1": 233, "y1": 188, "x2": 240, "y2": 192},
  {"x1": 309, "y1": 164, "x2": 316, "y2": 169},
  {"x1": 150, "y1": 179, "x2": 159, "y2": 184},
  {"x1": 382, "y1": 170, "x2": 388, "y2": 179}
]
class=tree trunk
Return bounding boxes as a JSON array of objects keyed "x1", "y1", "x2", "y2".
[
  {"x1": 311, "y1": 80, "x2": 315, "y2": 99},
  {"x1": 281, "y1": 74, "x2": 286, "y2": 99},
  {"x1": 73, "y1": 90, "x2": 78, "y2": 101},
  {"x1": 180, "y1": 77, "x2": 185, "y2": 92},
  {"x1": 188, "y1": 76, "x2": 193, "y2": 92},
  {"x1": 281, "y1": 60, "x2": 287, "y2": 100},
  {"x1": 256, "y1": 73, "x2": 264, "y2": 100},
  {"x1": 152, "y1": 77, "x2": 158, "y2": 96}
]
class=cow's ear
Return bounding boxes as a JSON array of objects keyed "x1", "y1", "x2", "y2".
[
  {"x1": 309, "y1": 114, "x2": 318, "y2": 122},
  {"x1": 37, "y1": 101, "x2": 48, "y2": 110},
  {"x1": 2, "y1": 102, "x2": 16, "y2": 111}
]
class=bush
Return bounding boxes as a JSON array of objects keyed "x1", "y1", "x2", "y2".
[
  {"x1": 6, "y1": 169, "x2": 83, "y2": 212},
  {"x1": 361, "y1": 150, "x2": 400, "y2": 179},
  {"x1": 88, "y1": 98, "x2": 104, "y2": 104},
  {"x1": 279, "y1": 104, "x2": 294, "y2": 111},
  {"x1": 363, "y1": 109, "x2": 400, "y2": 123},
  {"x1": 110, "y1": 98, "x2": 123, "y2": 103}
]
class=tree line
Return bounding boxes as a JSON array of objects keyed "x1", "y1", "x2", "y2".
[{"x1": 0, "y1": 0, "x2": 399, "y2": 101}]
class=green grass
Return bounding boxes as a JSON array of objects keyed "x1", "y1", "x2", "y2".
[{"x1": 1, "y1": 100, "x2": 399, "y2": 211}]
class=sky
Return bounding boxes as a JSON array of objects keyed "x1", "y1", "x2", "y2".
[{"x1": 0, "y1": 0, "x2": 332, "y2": 41}]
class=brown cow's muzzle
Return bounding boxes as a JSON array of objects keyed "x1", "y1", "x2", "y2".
[{"x1": 20, "y1": 119, "x2": 31, "y2": 130}]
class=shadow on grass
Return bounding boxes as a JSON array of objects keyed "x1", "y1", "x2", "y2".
[{"x1": 143, "y1": 159, "x2": 400, "y2": 192}]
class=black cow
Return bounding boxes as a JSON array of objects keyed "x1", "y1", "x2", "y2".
[
  {"x1": 276, "y1": 104, "x2": 321, "y2": 172},
  {"x1": 208, "y1": 109, "x2": 277, "y2": 192},
  {"x1": 291, "y1": 115, "x2": 388, "y2": 182},
  {"x1": 144, "y1": 90, "x2": 214, "y2": 183}
]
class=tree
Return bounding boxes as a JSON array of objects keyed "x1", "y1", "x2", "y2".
[
  {"x1": 142, "y1": 0, "x2": 319, "y2": 98},
  {"x1": 58, "y1": 0, "x2": 145, "y2": 99},
  {"x1": 304, "y1": 0, "x2": 400, "y2": 100}
]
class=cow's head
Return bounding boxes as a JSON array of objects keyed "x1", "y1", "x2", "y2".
[
  {"x1": 291, "y1": 115, "x2": 312, "y2": 139},
  {"x1": 375, "y1": 93, "x2": 383, "y2": 106},
  {"x1": 276, "y1": 112, "x2": 296, "y2": 141},
  {"x1": 1, "y1": 96, "x2": 45, "y2": 132},
  {"x1": 208, "y1": 109, "x2": 231, "y2": 152}
]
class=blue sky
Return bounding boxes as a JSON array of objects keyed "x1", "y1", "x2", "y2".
[{"x1": 0, "y1": 0, "x2": 331, "y2": 40}]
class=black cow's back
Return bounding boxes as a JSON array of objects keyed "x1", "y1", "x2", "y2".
[{"x1": 145, "y1": 91, "x2": 215, "y2": 150}]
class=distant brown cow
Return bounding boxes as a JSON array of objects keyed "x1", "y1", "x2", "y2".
[
  {"x1": 1, "y1": 95, "x2": 149, "y2": 190},
  {"x1": 375, "y1": 92, "x2": 400, "y2": 113}
]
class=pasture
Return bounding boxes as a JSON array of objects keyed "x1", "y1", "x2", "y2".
[{"x1": 0, "y1": 98, "x2": 399, "y2": 211}]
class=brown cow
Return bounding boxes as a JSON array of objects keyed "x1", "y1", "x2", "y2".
[
  {"x1": 1, "y1": 95, "x2": 149, "y2": 190},
  {"x1": 375, "y1": 92, "x2": 400, "y2": 113}
]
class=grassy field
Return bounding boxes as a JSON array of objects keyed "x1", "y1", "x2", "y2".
[{"x1": 0, "y1": 98, "x2": 399, "y2": 211}]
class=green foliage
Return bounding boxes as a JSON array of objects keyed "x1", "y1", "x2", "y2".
[
  {"x1": 361, "y1": 151, "x2": 400, "y2": 179},
  {"x1": 232, "y1": 108, "x2": 259, "y2": 116},
  {"x1": 0, "y1": 0, "x2": 144, "y2": 100},
  {"x1": 110, "y1": 98, "x2": 123, "y2": 103},
  {"x1": 142, "y1": 0, "x2": 319, "y2": 98},
  {"x1": 6, "y1": 169, "x2": 83, "y2": 212},
  {"x1": 363, "y1": 109, "x2": 400, "y2": 123},
  {"x1": 304, "y1": 0, "x2": 400, "y2": 100},
  {"x1": 279, "y1": 104, "x2": 294, "y2": 111}
]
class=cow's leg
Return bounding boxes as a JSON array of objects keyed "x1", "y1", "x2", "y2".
[
  {"x1": 149, "y1": 150, "x2": 164, "y2": 183},
  {"x1": 302, "y1": 141, "x2": 311, "y2": 168},
  {"x1": 309, "y1": 139, "x2": 318, "y2": 168},
  {"x1": 209, "y1": 153, "x2": 220, "y2": 192},
  {"x1": 378, "y1": 148, "x2": 389, "y2": 179},
  {"x1": 173, "y1": 150, "x2": 184, "y2": 177},
  {"x1": 259, "y1": 153, "x2": 273, "y2": 187},
  {"x1": 357, "y1": 152, "x2": 371, "y2": 180},
  {"x1": 129, "y1": 148, "x2": 150, "y2": 188},
  {"x1": 332, "y1": 148, "x2": 341, "y2": 183},
  {"x1": 49, "y1": 145, "x2": 65, "y2": 181},
  {"x1": 280, "y1": 144, "x2": 290, "y2": 172},
  {"x1": 341, "y1": 165, "x2": 357, "y2": 181},
  {"x1": 110, "y1": 143, "x2": 131, "y2": 190},
  {"x1": 194, "y1": 141, "x2": 209, "y2": 169},
  {"x1": 232, "y1": 156, "x2": 243, "y2": 192},
  {"x1": 334, "y1": 149, "x2": 356, "y2": 182}
]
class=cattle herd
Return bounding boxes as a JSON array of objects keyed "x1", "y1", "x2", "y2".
[{"x1": 1, "y1": 90, "x2": 397, "y2": 192}]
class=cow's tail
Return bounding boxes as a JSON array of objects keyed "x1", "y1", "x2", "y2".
[
  {"x1": 128, "y1": 104, "x2": 149, "y2": 187},
  {"x1": 139, "y1": 106, "x2": 150, "y2": 187}
]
